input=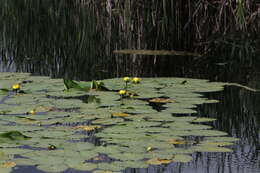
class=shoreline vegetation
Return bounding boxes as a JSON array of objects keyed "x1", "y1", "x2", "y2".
[{"x1": 0, "y1": 0, "x2": 259, "y2": 80}]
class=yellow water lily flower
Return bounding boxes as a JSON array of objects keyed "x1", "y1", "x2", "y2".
[
  {"x1": 119, "y1": 90, "x2": 127, "y2": 95},
  {"x1": 132, "y1": 77, "x2": 141, "y2": 84},
  {"x1": 12, "y1": 83, "x2": 21, "y2": 90},
  {"x1": 123, "y1": 77, "x2": 130, "y2": 82}
]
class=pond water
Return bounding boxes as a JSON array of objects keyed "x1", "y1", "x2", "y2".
[
  {"x1": 1, "y1": 1, "x2": 260, "y2": 173},
  {"x1": 3, "y1": 83, "x2": 257, "y2": 173}
]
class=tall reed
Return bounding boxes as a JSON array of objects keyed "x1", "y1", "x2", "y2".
[{"x1": 0, "y1": 0, "x2": 259, "y2": 78}]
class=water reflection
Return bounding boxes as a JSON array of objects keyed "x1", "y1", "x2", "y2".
[
  {"x1": 0, "y1": 60, "x2": 16, "y2": 72},
  {"x1": 1, "y1": 0, "x2": 259, "y2": 82},
  {"x1": 124, "y1": 87, "x2": 260, "y2": 173},
  {"x1": 0, "y1": 0, "x2": 115, "y2": 80},
  {"x1": 192, "y1": 87, "x2": 260, "y2": 173}
]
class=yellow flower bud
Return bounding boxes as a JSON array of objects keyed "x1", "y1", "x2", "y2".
[
  {"x1": 119, "y1": 90, "x2": 126, "y2": 95},
  {"x1": 12, "y1": 84, "x2": 21, "y2": 90},
  {"x1": 29, "y1": 110, "x2": 36, "y2": 115},
  {"x1": 146, "y1": 146, "x2": 153, "y2": 152},
  {"x1": 123, "y1": 77, "x2": 130, "y2": 82},
  {"x1": 132, "y1": 77, "x2": 141, "y2": 84},
  {"x1": 48, "y1": 145, "x2": 57, "y2": 150}
]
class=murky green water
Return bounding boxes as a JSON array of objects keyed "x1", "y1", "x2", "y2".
[{"x1": 0, "y1": 1, "x2": 260, "y2": 173}]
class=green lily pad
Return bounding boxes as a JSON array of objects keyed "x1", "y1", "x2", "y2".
[
  {"x1": 97, "y1": 162, "x2": 125, "y2": 172},
  {"x1": 70, "y1": 162, "x2": 97, "y2": 171},
  {"x1": 172, "y1": 154, "x2": 193, "y2": 162},
  {"x1": 0, "y1": 73, "x2": 238, "y2": 171},
  {"x1": 37, "y1": 163, "x2": 68, "y2": 173},
  {"x1": 192, "y1": 145, "x2": 232, "y2": 152},
  {"x1": 0, "y1": 131, "x2": 31, "y2": 143},
  {"x1": 192, "y1": 117, "x2": 217, "y2": 123}
]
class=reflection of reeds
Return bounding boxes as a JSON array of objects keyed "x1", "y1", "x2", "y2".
[
  {"x1": 0, "y1": 0, "x2": 259, "y2": 78},
  {"x1": 0, "y1": 0, "x2": 116, "y2": 80}
]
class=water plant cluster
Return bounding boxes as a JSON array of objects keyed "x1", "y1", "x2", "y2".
[{"x1": 0, "y1": 73, "x2": 238, "y2": 173}]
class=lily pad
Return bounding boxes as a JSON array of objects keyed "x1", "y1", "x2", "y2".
[
  {"x1": 0, "y1": 161, "x2": 16, "y2": 168},
  {"x1": 0, "y1": 73, "x2": 238, "y2": 172},
  {"x1": 146, "y1": 158, "x2": 172, "y2": 165},
  {"x1": 0, "y1": 131, "x2": 31, "y2": 143}
]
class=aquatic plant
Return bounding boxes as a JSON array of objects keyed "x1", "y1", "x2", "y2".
[
  {"x1": 0, "y1": 0, "x2": 258, "y2": 79},
  {"x1": 123, "y1": 77, "x2": 130, "y2": 83},
  {"x1": 132, "y1": 77, "x2": 141, "y2": 84},
  {"x1": 12, "y1": 84, "x2": 21, "y2": 90},
  {"x1": 0, "y1": 72, "x2": 239, "y2": 173},
  {"x1": 118, "y1": 90, "x2": 126, "y2": 95}
]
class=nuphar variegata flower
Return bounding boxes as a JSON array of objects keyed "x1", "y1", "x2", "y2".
[
  {"x1": 12, "y1": 83, "x2": 21, "y2": 90},
  {"x1": 119, "y1": 90, "x2": 127, "y2": 95},
  {"x1": 132, "y1": 77, "x2": 141, "y2": 84},
  {"x1": 123, "y1": 77, "x2": 130, "y2": 83}
]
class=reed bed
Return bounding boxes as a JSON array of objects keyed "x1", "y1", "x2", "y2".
[{"x1": 0, "y1": 0, "x2": 259, "y2": 78}]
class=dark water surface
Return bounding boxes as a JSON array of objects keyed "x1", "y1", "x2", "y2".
[{"x1": 1, "y1": 1, "x2": 260, "y2": 173}]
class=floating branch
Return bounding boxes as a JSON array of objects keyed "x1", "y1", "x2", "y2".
[
  {"x1": 225, "y1": 83, "x2": 260, "y2": 92},
  {"x1": 113, "y1": 49, "x2": 202, "y2": 57}
]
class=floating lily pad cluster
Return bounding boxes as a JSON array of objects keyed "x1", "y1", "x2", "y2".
[{"x1": 0, "y1": 72, "x2": 238, "y2": 173}]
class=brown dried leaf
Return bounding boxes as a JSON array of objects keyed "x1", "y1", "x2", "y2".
[
  {"x1": 149, "y1": 98, "x2": 173, "y2": 103},
  {"x1": 0, "y1": 161, "x2": 16, "y2": 168},
  {"x1": 111, "y1": 112, "x2": 130, "y2": 117},
  {"x1": 73, "y1": 125, "x2": 101, "y2": 132},
  {"x1": 168, "y1": 139, "x2": 187, "y2": 145},
  {"x1": 146, "y1": 158, "x2": 172, "y2": 165}
]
